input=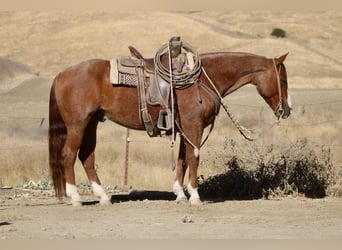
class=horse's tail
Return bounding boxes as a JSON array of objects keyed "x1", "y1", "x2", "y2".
[{"x1": 48, "y1": 74, "x2": 67, "y2": 199}]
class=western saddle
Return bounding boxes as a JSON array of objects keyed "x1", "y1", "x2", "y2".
[{"x1": 110, "y1": 36, "x2": 201, "y2": 137}]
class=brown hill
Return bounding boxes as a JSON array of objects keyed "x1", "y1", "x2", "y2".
[{"x1": 0, "y1": 58, "x2": 34, "y2": 92}]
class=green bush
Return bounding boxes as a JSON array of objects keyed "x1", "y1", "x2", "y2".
[{"x1": 270, "y1": 28, "x2": 287, "y2": 38}]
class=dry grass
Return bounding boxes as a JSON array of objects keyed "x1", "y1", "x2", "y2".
[{"x1": 0, "y1": 86, "x2": 340, "y2": 197}]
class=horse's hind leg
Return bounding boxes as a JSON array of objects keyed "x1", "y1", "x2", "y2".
[
  {"x1": 78, "y1": 116, "x2": 110, "y2": 205},
  {"x1": 62, "y1": 129, "x2": 84, "y2": 206}
]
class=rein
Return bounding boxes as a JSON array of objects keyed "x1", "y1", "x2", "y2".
[
  {"x1": 156, "y1": 40, "x2": 284, "y2": 162},
  {"x1": 174, "y1": 65, "x2": 255, "y2": 157},
  {"x1": 168, "y1": 56, "x2": 285, "y2": 163},
  {"x1": 200, "y1": 58, "x2": 284, "y2": 141},
  {"x1": 201, "y1": 67, "x2": 255, "y2": 141}
]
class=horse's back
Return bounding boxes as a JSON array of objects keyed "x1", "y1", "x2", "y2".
[{"x1": 58, "y1": 59, "x2": 110, "y2": 81}]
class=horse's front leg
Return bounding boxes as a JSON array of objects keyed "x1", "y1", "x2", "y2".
[
  {"x1": 175, "y1": 124, "x2": 203, "y2": 205},
  {"x1": 186, "y1": 143, "x2": 201, "y2": 205},
  {"x1": 173, "y1": 138, "x2": 187, "y2": 202}
]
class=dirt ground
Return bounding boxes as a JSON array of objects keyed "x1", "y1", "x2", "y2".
[{"x1": 0, "y1": 188, "x2": 341, "y2": 239}]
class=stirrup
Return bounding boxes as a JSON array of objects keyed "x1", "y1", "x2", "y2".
[{"x1": 157, "y1": 109, "x2": 172, "y2": 131}]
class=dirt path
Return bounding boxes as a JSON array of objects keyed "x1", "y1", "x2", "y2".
[{"x1": 0, "y1": 188, "x2": 341, "y2": 239}]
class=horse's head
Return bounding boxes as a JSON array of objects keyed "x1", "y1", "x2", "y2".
[{"x1": 255, "y1": 53, "x2": 292, "y2": 119}]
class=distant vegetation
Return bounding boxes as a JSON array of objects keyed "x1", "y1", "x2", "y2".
[{"x1": 270, "y1": 28, "x2": 287, "y2": 38}]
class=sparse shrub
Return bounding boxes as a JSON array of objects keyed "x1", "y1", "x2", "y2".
[
  {"x1": 258, "y1": 138, "x2": 331, "y2": 198},
  {"x1": 285, "y1": 139, "x2": 332, "y2": 197},
  {"x1": 199, "y1": 138, "x2": 333, "y2": 201},
  {"x1": 270, "y1": 28, "x2": 287, "y2": 38},
  {"x1": 21, "y1": 173, "x2": 53, "y2": 190},
  {"x1": 198, "y1": 156, "x2": 262, "y2": 201}
]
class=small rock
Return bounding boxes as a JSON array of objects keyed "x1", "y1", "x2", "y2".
[{"x1": 181, "y1": 215, "x2": 194, "y2": 223}]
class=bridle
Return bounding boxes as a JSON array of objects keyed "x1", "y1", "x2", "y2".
[{"x1": 272, "y1": 58, "x2": 285, "y2": 120}]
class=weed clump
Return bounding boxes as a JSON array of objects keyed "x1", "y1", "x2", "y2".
[
  {"x1": 199, "y1": 138, "x2": 333, "y2": 201},
  {"x1": 20, "y1": 173, "x2": 53, "y2": 190}
]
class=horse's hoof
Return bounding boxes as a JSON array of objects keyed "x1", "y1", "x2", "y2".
[
  {"x1": 100, "y1": 199, "x2": 111, "y2": 205},
  {"x1": 71, "y1": 200, "x2": 82, "y2": 207},
  {"x1": 189, "y1": 198, "x2": 202, "y2": 206},
  {"x1": 176, "y1": 195, "x2": 187, "y2": 204}
]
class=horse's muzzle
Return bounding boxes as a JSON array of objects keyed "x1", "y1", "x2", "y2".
[{"x1": 276, "y1": 105, "x2": 292, "y2": 119}]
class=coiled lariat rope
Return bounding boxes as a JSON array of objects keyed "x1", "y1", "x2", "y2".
[{"x1": 154, "y1": 42, "x2": 202, "y2": 87}]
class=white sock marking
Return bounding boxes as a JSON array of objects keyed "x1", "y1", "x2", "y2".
[
  {"x1": 173, "y1": 180, "x2": 186, "y2": 200},
  {"x1": 187, "y1": 183, "x2": 200, "y2": 201},
  {"x1": 66, "y1": 183, "x2": 81, "y2": 203},
  {"x1": 91, "y1": 182, "x2": 110, "y2": 203}
]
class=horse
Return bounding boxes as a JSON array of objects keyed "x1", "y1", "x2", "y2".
[{"x1": 49, "y1": 47, "x2": 292, "y2": 206}]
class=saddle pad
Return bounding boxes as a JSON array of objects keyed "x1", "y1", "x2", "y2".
[
  {"x1": 109, "y1": 59, "x2": 119, "y2": 84},
  {"x1": 109, "y1": 58, "x2": 138, "y2": 86}
]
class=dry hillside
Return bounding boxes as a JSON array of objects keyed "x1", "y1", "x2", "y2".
[{"x1": 0, "y1": 11, "x2": 341, "y2": 88}]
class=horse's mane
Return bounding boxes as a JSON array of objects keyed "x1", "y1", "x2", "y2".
[{"x1": 200, "y1": 51, "x2": 268, "y2": 60}]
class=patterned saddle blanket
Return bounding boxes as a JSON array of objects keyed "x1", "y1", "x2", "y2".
[{"x1": 109, "y1": 56, "x2": 171, "y2": 107}]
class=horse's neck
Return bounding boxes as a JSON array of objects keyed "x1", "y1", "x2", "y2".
[
  {"x1": 201, "y1": 53, "x2": 267, "y2": 98},
  {"x1": 222, "y1": 72, "x2": 255, "y2": 97}
]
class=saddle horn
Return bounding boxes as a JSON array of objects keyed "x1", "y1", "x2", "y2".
[{"x1": 128, "y1": 45, "x2": 144, "y2": 59}]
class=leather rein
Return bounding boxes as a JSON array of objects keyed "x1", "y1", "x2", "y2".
[
  {"x1": 160, "y1": 42, "x2": 284, "y2": 159},
  {"x1": 199, "y1": 57, "x2": 284, "y2": 141},
  {"x1": 170, "y1": 57, "x2": 284, "y2": 162}
]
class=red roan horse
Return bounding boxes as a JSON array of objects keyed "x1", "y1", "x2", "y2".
[{"x1": 49, "y1": 43, "x2": 292, "y2": 206}]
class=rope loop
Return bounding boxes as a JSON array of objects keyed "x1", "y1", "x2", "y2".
[{"x1": 154, "y1": 41, "x2": 202, "y2": 87}]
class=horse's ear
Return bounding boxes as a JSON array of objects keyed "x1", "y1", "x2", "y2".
[{"x1": 276, "y1": 52, "x2": 289, "y2": 64}]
